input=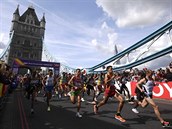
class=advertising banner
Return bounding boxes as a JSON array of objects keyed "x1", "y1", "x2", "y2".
[
  {"x1": 130, "y1": 82, "x2": 172, "y2": 100},
  {"x1": 12, "y1": 58, "x2": 60, "y2": 75}
]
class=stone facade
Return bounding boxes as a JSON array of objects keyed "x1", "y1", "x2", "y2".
[{"x1": 8, "y1": 5, "x2": 46, "y2": 66}]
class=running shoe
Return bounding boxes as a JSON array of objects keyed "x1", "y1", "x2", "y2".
[
  {"x1": 31, "y1": 108, "x2": 34, "y2": 114},
  {"x1": 128, "y1": 100, "x2": 134, "y2": 105},
  {"x1": 47, "y1": 106, "x2": 51, "y2": 112},
  {"x1": 81, "y1": 98, "x2": 85, "y2": 102},
  {"x1": 132, "y1": 108, "x2": 139, "y2": 114},
  {"x1": 115, "y1": 114, "x2": 126, "y2": 122},
  {"x1": 96, "y1": 91, "x2": 100, "y2": 96},
  {"x1": 93, "y1": 97, "x2": 97, "y2": 102},
  {"x1": 125, "y1": 97, "x2": 129, "y2": 101},
  {"x1": 58, "y1": 94, "x2": 62, "y2": 99},
  {"x1": 76, "y1": 112, "x2": 82, "y2": 118},
  {"x1": 93, "y1": 105, "x2": 98, "y2": 114},
  {"x1": 162, "y1": 121, "x2": 170, "y2": 128},
  {"x1": 67, "y1": 91, "x2": 71, "y2": 97}
]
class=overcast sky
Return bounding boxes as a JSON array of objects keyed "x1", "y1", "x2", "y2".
[{"x1": 0, "y1": 0, "x2": 172, "y2": 69}]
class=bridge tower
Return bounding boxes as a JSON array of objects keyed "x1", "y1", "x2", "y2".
[
  {"x1": 8, "y1": 5, "x2": 46, "y2": 67},
  {"x1": 114, "y1": 44, "x2": 120, "y2": 65}
]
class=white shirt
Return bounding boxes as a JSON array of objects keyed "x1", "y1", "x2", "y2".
[{"x1": 45, "y1": 75, "x2": 54, "y2": 86}]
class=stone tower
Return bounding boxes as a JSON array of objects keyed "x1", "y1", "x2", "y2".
[
  {"x1": 8, "y1": 5, "x2": 46, "y2": 66},
  {"x1": 114, "y1": 44, "x2": 120, "y2": 65}
]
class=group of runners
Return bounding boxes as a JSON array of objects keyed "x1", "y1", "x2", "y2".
[{"x1": 17, "y1": 62, "x2": 172, "y2": 128}]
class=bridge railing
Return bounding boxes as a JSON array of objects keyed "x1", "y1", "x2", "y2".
[
  {"x1": 89, "y1": 21, "x2": 172, "y2": 72},
  {"x1": 0, "y1": 31, "x2": 14, "y2": 61}
]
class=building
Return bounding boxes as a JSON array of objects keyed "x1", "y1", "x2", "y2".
[
  {"x1": 114, "y1": 44, "x2": 120, "y2": 65},
  {"x1": 8, "y1": 5, "x2": 45, "y2": 68}
]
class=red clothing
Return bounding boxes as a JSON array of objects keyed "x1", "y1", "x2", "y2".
[{"x1": 104, "y1": 85, "x2": 116, "y2": 97}]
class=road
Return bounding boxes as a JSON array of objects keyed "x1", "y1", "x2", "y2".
[{"x1": 0, "y1": 88, "x2": 171, "y2": 129}]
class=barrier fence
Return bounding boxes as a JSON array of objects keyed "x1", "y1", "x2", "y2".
[{"x1": 126, "y1": 82, "x2": 172, "y2": 100}]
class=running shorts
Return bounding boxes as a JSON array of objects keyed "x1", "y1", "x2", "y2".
[
  {"x1": 45, "y1": 85, "x2": 54, "y2": 92},
  {"x1": 70, "y1": 87, "x2": 82, "y2": 96},
  {"x1": 104, "y1": 85, "x2": 116, "y2": 97}
]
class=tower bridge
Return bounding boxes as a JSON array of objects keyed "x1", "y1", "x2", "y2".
[{"x1": 0, "y1": 5, "x2": 171, "y2": 74}]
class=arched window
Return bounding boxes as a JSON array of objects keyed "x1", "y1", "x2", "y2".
[
  {"x1": 17, "y1": 52, "x2": 21, "y2": 57},
  {"x1": 30, "y1": 20, "x2": 33, "y2": 24},
  {"x1": 24, "y1": 26, "x2": 27, "y2": 31},
  {"x1": 20, "y1": 25, "x2": 23, "y2": 31},
  {"x1": 17, "y1": 40, "x2": 20, "y2": 44},
  {"x1": 27, "y1": 19, "x2": 29, "y2": 24},
  {"x1": 24, "y1": 40, "x2": 30, "y2": 46}
]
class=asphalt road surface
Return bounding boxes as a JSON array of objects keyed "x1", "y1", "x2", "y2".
[{"x1": 0, "y1": 89, "x2": 171, "y2": 129}]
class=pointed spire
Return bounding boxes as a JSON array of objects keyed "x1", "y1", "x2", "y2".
[
  {"x1": 114, "y1": 44, "x2": 118, "y2": 55},
  {"x1": 114, "y1": 44, "x2": 120, "y2": 65},
  {"x1": 14, "y1": 4, "x2": 19, "y2": 15},
  {"x1": 41, "y1": 13, "x2": 46, "y2": 23},
  {"x1": 28, "y1": 4, "x2": 34, "y2": 9}
]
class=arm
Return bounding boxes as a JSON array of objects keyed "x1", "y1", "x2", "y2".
[
  {"x1": 136, "y1": 78, "x2": 146, "y2": 92},
  {"x1": 104, "y1": 74, "x2": 114, "y2": 85},
  {"x1": 42, "y1": 76, "x2": 47, "y2": 87},
  {"x1": 68, "y1": 76, "x2": 74, "y2": 86}
]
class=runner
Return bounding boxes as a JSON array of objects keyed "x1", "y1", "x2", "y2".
[
  {"x1": 68, "y1": 69, "x2": 84, "y2": 118},
  {"x1": 93, "y1": 66, "x2": 126, "y2": 122},
  {"x1": 132, "y1": 70, "x2": 170, "y2": 127},
  {"x1": 42, "y1": 69, "x2": 55, "y2": 112},
  {"x1": 29, "y1": 70, "x2": 41, "y2": 114},
  {"x1": 94, "y1": 73, "x2": 104, "y2": 101},
  {"x1": 119, "y1": 72, "x2": 131, "y2": 101},
  {"x1": 86, "y1": 74, "x2": 96, "y2": 101},
  {"x1": 59, "y1": 72, "x2": 68, "y2": 98},
  {"x1": 22, "y1": 74, "x2": 31, "y2": 99}
]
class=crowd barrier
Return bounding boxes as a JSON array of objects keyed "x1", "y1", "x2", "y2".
[{"x1": 123, "y1": 82, "x2": 172, "y2": 100}]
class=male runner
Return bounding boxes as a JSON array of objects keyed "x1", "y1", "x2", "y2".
[{"x1": 93, "y1": 66, "x2": 126, "y2": 122}]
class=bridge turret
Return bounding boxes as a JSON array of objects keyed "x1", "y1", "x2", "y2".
[
  {"x1": 40, "y1": 13, "x2": 46, "y2": 39},
  {"x1": 13, "y1": 4, "x2": 20, "y2": 21},
  {"x1": 10, "y1": 5, "x2": 20, "y2": 35}
]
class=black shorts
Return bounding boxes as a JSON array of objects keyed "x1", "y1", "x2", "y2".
[
  {"x1": 135, "y1": 88, "x2": 144, "y2": 101},
  {"x1": 136, "y1": 91, "x2": 145, "y2": 101},
  {"x1": 87, "y1": 84, "x2": 94, "y2": 90},
  {"x1": 26, "y1": 85, "x2": 35, "y2": 94}
]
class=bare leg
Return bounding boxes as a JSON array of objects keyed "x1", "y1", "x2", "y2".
[
  {"x1": 139, "y1": 98, "x2": 149, "y2": 108},
  {"x1": 94, "y1": 96, "x2": 109, "y2": 114},
  {"x1": 70, "y1": 95, "x2": 76, "y2": 104},
  {"x1": 114, "y1": 92, "x2": 124, "y2": 113},
  {"x1": 146, "y1": 98, "x2": 164, "y2": 123},
  {"x1": 31, "y1": 91, "x2": 35, "y2": 109},
  {"x1": 77, "y1": 95, "x2": 81, "y2": 112},
  {"x1": 97, "y1": 96, "x2": 109, "y2": 108}
]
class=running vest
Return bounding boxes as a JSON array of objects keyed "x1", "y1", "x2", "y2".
[
  {"x1": 45, "y1": 75, "x2": 54, "y2": 86},
  {"x1": 30, "y1": 78, "x2": 40, "y2": 86},
  {"x1": 107, "y1": 74, "x2": 115, "y2": 86},
  {"x1": 97, "y1": 76, "x2": 102, "y2": 85},
  {"x1": 143, "y1": 79, "x2": 155, "y2": 95},
  {"x1": 88, "y1": 78, "x2": 95, "y2": 85},
  {"x1": 121, "y1": 77, "x2": 127, "y2": 85},
  {"x1": 60, "y1": 75, "x2": 67, "y2": 84},
  {"x1": 73, "y1": 76, "x2": 82, "y2": 87}
]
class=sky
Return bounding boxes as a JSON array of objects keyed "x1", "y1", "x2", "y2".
[{"x1": 0, "y1": 0, "x2": 172, "y2": 70}]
